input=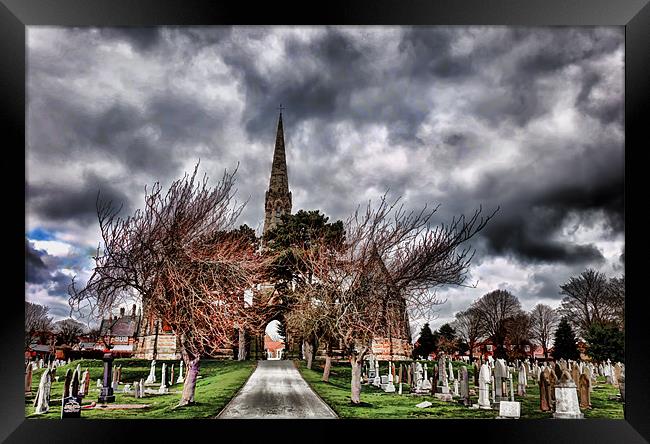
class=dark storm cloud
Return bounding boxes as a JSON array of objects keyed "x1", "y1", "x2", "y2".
[
  {"x1": 99, "y1": 27, "x2": 163, "y2": 52},
  {"x1": 28, "y1": 172, "x2": 132, "y2": 224},
  {"x1": 25, "y1": 239, "x2": 76, "y2": 294}
]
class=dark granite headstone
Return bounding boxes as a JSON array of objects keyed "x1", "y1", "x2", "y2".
[{"x1": 61, "y1": 396, "x2": 81, "y2": 419}]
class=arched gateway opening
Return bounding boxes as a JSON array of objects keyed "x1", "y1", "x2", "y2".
[{"x1": 264, "y1": 320, "x2": 285, "y2": 360}]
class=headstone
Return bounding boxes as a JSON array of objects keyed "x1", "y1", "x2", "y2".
[
  {"x1": 384, "y1": 362, "x2": 396, "y2": 392},
  {"x1": 539, "y1": 368, "x2": 552, "y2": 412},
  {"x1": 170, "y1": 364, "x2": 175, "y2": 386},
  {"x1": 571, "y1": 365, "x2": 580, "y2": 387},
  {"x1": 398, "y1": 364, "x2": 403, "y2": 395},
  {"x1": 421, "y1": 363, "x2": 432, "y2": 391},
  {"x1": 549, "y1": 367, "x2": 558, "y2": 402},
  {"x1": 508, "y1": 373, "x2": 514, "y2": 402},
  {"x1": 97, "y1": 378, "x2": 102, "y2": 389},
  {"x1": 517, "y1": 363, "x2": 527, "y2": 396},
  {"x1": 177, "y1": 360, "x2": 185, "y2": 384},
  {"x1": 414, "y1": 362, "x2": 423, "y2": 391},
  {"x1": 145, "y1": 360, "x2": 156, "y2": 384},
  {"x1": 473, "y1": 361, "x2": 480, "y2": 386},
  {"x1": 494, "y1": 359, "x2": 507, "y2": 402},
  {"x1": 619, "y1": 367, "x2": 625, "y2": 402},
  {"x1": 63, "y1": 369, "x2": 72, "y2": 398},
  {"x1": 453, "y1": 379, "x2": 460, "y2": 397},
  {"x1": 124, "y1": 384, "x2": 132, "y2": 393},
  {"x1": 158, "y1": 363, "x2": 169, "y2": 394},
  {"x1": 477, "y1": 363, "x2": 491, "y2": 409},
  {"x1": 33, "y1": 368, "x2": 52, "y2": 414},
  {"x1": 416, "y1": 401, "x2": 432, "y2": 408},
  {"x1": 25, "y1": 363, "x2": 33, "y2": 395},
  {"x1": 60, "y1": 395, "x2": 81, "y2": 419},
  {"x1": 497, "y1": 400, "x2": 521, "y2": 419},
  {"x1": 448, "y1": 360, "x2": 454, "y2": 382},
  {"x1": 373, "y1": 361, "x2": 381, "y2": 386},
  {"x1": 71, "y1": 367, "x2": 80, "y2": 400},
  {"x1": 82, "y1": 369, "x2": 90, "y2": 396},
  {"x1": 553, "y1": 370, "x2": 584, "y2": 419},
  {"x1": 578, "y1": 373, "x2": 591, "y2": 409},
  {"x1": 460, "y1": 366, "x2": 470, "y2": 406}
]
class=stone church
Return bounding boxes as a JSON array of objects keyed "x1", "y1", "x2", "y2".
[{"x1": 133, "y1": 111, "x2": 412, "y2": 361}]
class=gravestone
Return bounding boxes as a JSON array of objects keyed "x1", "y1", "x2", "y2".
[
  {"x1": 497, "y1": 400, "x2": 521, "y2": 419},
  {"x1": 33, "y1": 368, "x2": 52, "y2": 414},
  {"x1": 63, "y1": 369, "x2": 72, "y2": 398},
  {"x1": 416, "y1": 401, "x2": 432, "y2": 408},
  {"x1": 25, "y1": 363, "x2": 33, "y2": 395},
  {"x1": 553, "y1": 370, "x2": 583, "y2": 419},
  {"x1": 398, "y1": 364, "x2": 403, "y2": 395},
  {"x1": 477, "y1": 363, "x2": 491, "y2": 409},
  {"x1": 145, "y1": 360, "x2": 156, "y2": 384},
  {"x1": 71, "y1": 367, "x2": 80, "y2": 400},
  {"x1": 619, "y1": 367, "x2": 625, "y2": 402},
  {"x1": 494, "y1": 359, "x2": 507, "y2": 402},
  {"x1": 421, "y1": 364, "x2": 432, "y2": 391},
  {"x1": 82, "y1": 369, "x2": 90, "y2": 396},
  {"x1": 448, "y1": 360, "x2": 454, "y2": 382},
  {"x1": 539, "y1": 368, "x2": 552, "y2": 412},
  {"x1": 460, "y1": 366, "x2": 470, "y2": 406},
  {"x1": 170, "y1": 364, "x2": 175, "y2": 386},
  {"x1": 517, "y1": 363, "x2": 527, "y2": 396},
  {"x1": 61, "y1": 396, "x2": 81, "y2": 419},
  {"x1": 176, "y1": 360, "x2": 184, "y2": 384},
  {"x1": 373, "y1": 361, "x2": 381, "y2": 387},
  {"x1": 159, "y1": 363, "x2": 169, "y2": 394},
  {"x1": 384, "y1": 362, "x2": 396, "y2": 392},
  {"x1": 571, "y1": 365, "x2": 581, "y2": 388},
  {"x1": 549, "y1": 367, "x2": 558, "y2": 402},
  {"x1": 578, "y1": 373, "x2": 591, "y2": 409}
]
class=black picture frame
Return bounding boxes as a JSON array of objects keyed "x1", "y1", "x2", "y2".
[{"x1": 3, "y1": 1, "x2": 648, "y2": 442}]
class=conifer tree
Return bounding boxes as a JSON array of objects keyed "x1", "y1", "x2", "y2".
[{"x1": 552, "y1": 318, "x2": 580, "y2": 360}]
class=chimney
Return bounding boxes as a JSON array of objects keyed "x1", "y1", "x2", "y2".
[
  {"x1": 120, "y1": 307, "x2": 125, "y2": 318},
  {"x1": 131, "y1": 304, "x2": 136, "y2": 318}
]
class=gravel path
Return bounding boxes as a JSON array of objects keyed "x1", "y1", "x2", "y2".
[{"x1": 217, "y1": 360, "x2": 337, "y2": 419}]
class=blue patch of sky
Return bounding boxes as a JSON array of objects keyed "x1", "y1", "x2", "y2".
[{"x1": 27, "y1": 227, "x2": 56, "y2": 241}]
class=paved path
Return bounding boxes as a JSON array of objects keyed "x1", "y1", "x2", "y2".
[{"x1": 217, "y1": 360, "x2": 337, "y2": 419}]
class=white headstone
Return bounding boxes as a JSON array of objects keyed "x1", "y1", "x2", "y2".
[
  {"x1": 478, "y1": 363, "x2": 492, "y2": 409},
  {"x1": 498, "y1": 401, "x2": 521, "y2": 418},
  {"x1": 34, "y1": 369, "x2": 52, "y2": 414},
  {"x1": 416, "y1": 401, "x2": 432, "y2": 408},
  {"x1": 177, "y1": 360, "x2": 185, "y2": 384},
  {"x1": 158, "y1": 362, "x2": 169, "y2": 394},
  {"x1": 145, "y1": 360, "x2": 156, "y2": 384}
]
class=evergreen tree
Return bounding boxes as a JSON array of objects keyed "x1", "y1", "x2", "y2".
[
  {"x1": 413, "y1": 323, "x2": 436, "y2": 359},
  {"x1": 584, "y1": 323, "x2": 624, "y2": 362},
  {"x1": 437, "y1": 323, "x2": 458, "y2": 354},
  {"x1": 552, "y1": 318, "x2": 580, "y2": 360}
]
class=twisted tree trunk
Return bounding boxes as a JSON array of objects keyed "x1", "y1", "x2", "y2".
[
  {"x1": 350, "y1": 355, "x2": 363, "y2": 404},
  {"x1": 322, "y1": 352, "x2": 332, "y2": 382},
  {"x1": 238, "y1": 328, "x2": 247, "y2": 361},
  {"x1": 178, "y1": 356, "x2": 200, "y2": 406}
]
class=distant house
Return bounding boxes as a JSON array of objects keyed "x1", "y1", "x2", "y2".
[
  {"x1": 264, "y1": 334, "x2": 285, "y2": 359},
  {"x1": 98, "y1": 305, "x2": 142, "y2": 356}
]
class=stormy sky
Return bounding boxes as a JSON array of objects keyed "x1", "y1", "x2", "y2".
[{"x1": 26, "y1": 26, "x2": 624, "y2": 334}]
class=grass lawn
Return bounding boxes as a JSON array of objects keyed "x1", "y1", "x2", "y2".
[
  {"x1": 26, "y1": 359, "x2": 256, "y2": 419},
  {"x1": 297, "y1": 360, "x2": 624, "y2": 419}
]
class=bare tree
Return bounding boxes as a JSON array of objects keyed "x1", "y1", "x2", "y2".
[
  {"x1": 288, "y1": 195, "x2": 496, "y2": 404},
  {"x1": 53, "y1": 318, "x2": 86, "y2": 346},
  {"x1": 558, "y1": 269, "x2": 613, "y2": 335},
  {"x1": 453, "y1": 306, "x2": 483, "y2": 362},
  {"x1": 605, "y1": 275, "x2": 624, "y2": 330},
  {"x1": 529, "y1": 303, "x2": 559, "y2": 360},
  {"x1": 505, "y1": 311, "x2": 532, "y2": 360},
  {"x1": 25, "y1": 302, "x2": 52, "y2": 348},
  {"x1": 472, "y1": 289, "x2": 522, "y2": 359},
  {"x1": 69, "y1": 163, "x2": 272, "y2": 406}
]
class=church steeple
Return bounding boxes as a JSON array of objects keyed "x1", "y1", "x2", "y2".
[{"x1": 263, "y1": 111, "x2": 292, "y2": 236}]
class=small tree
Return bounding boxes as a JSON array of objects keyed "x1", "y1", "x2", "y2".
[
  {"x1": 552, "y1": 318, "x2": 580, "y2": 361},
  {"x1": 472, "y1": 289, "x2": 522, "y2": 359},
  {"x1": 53, "y1": 318, "x2": 86, "y2": 346},
  {"x1": 412, "y1": 323, "x2": 436, "y2": 359},
  {"x1": 453, "y1": 307, "x2": 482, "y2": 362},
  {"x1": 25, "y1": 302, "x2": 52, "y2": 348},
  {"x1": 559, "y1": 269, "x2": 612, "y2": 335},
  {"x1": 530, "y1": 303, "x2": 559, "y2": 360},
  {"x1": 584, "y1": 323, "x2": 624, "y2": 363},
  {"x1": 437, "y1": 323, "x2": 458, "y2": 354}
]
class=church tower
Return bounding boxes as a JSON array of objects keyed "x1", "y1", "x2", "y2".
[{"x1": 263, "y1": 111, "x2": 292, "y2": 236}]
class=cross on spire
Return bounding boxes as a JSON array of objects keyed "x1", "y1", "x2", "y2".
[{"x1": 277, "y1": 104, "x2": 284, "y2": 113}]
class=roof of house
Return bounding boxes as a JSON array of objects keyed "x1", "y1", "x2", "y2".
[
  {"x1": 30, "y1": 344, "x2": 52, "y2": 352},
  {"x1": 100, "y1": 315, "x2": 140, "y2": 337}
]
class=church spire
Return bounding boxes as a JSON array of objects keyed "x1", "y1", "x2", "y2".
[{"x1": 263, "y1": 110, "x2": 292, "y2": 236}]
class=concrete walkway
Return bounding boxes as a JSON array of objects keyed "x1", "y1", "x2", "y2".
[{"x1": 217, "y1": 360, "x2": 337, "y2": 419}]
